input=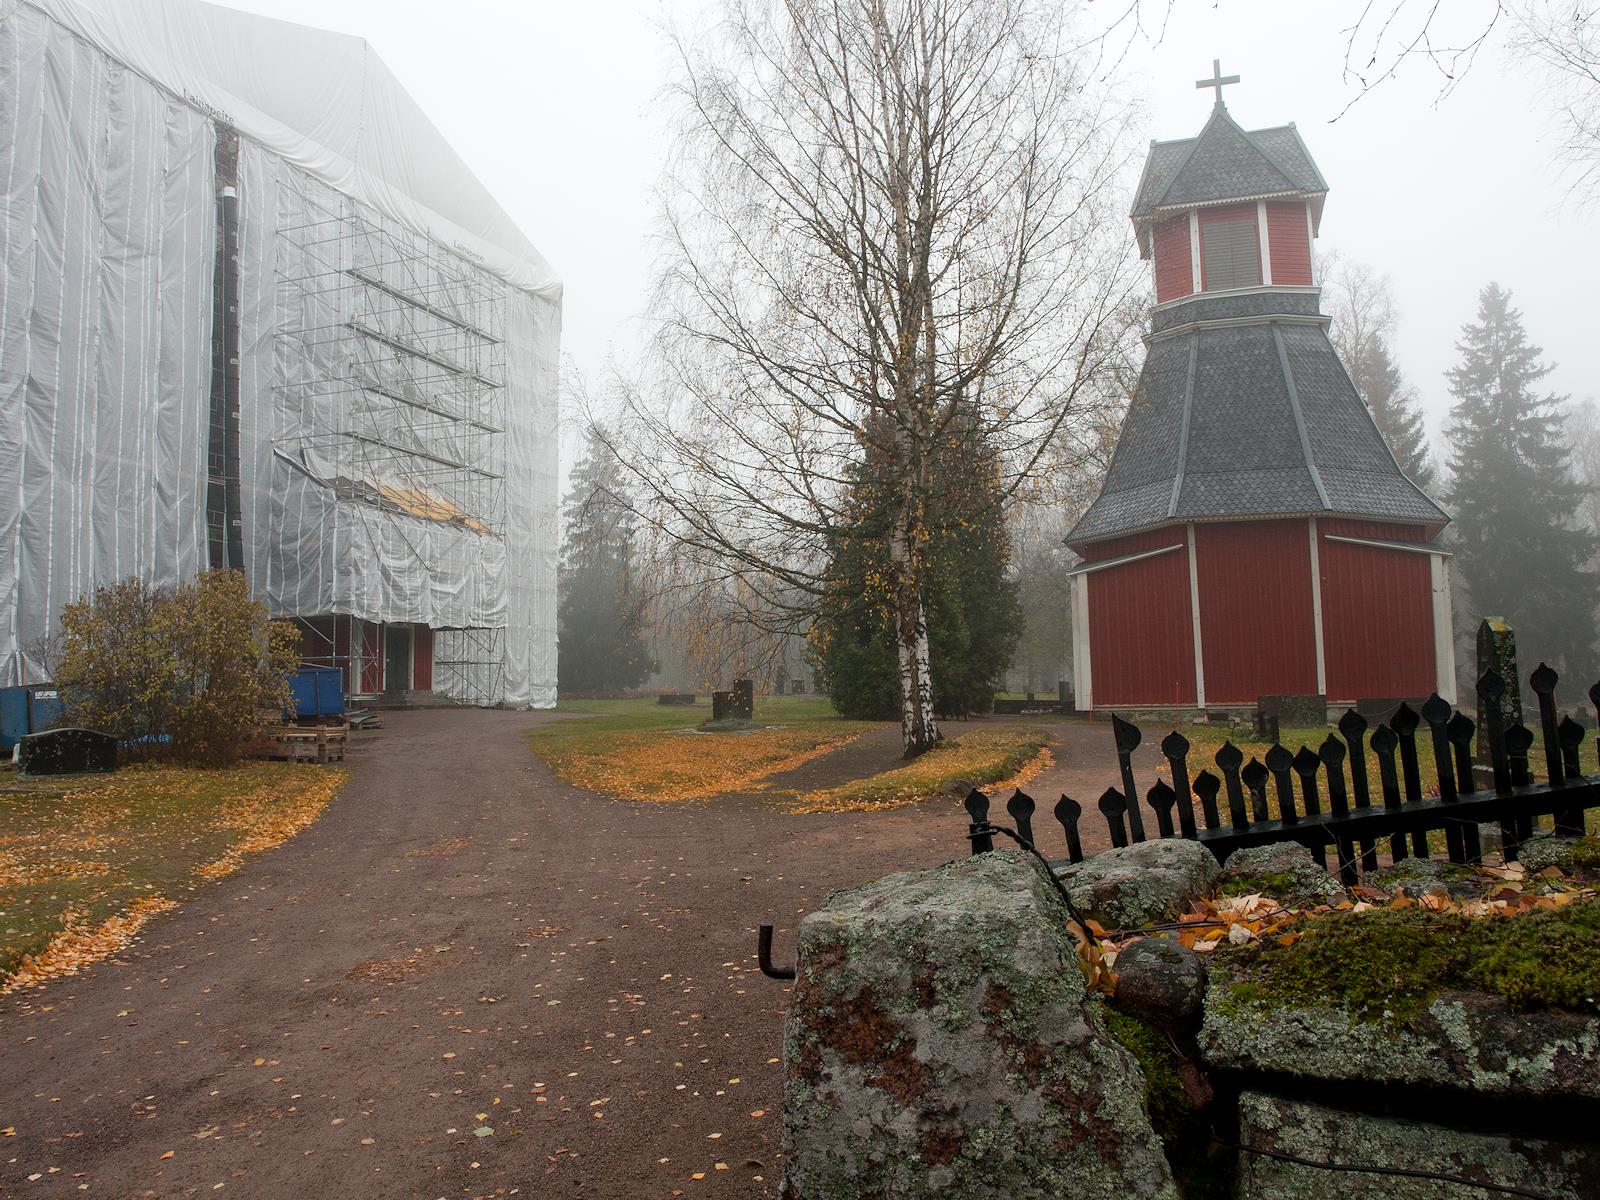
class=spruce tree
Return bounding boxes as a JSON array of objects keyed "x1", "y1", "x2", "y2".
[
  {"x1": 1445, "y1": 283, "x2": 1596, "y2": 673},
  {"x1": 557, "y1": 430, "x2": 653, "y2": 693},
  {"x1": 1326, "y1": 258, "x2": 1436, "y2": 491},
  {"x1": 1348, "y1": 337, "x2": 1436, "y2": 492},
  {"x1": 812, "y1": 420, "x2": 1022, "y2": 721}
]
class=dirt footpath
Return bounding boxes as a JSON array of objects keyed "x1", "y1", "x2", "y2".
[{"x1": 1, "y1": 709, "x2": 1000, "y2": 1199}]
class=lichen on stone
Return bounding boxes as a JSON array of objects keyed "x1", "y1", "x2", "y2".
[
  {"x1": 1199, "y1": 899, "x2": 1600, "y2": 1101},
  {"x1": 1056, "y1": 839, "x2": 1221, "y2": 931},
  {"x1": 1520, "y1": 833, "x2": 1600, "y2": 876},
  {"x1": 782, "y1": 851, "x2": 1180, "y2": 1199},
  {"x1": 1216, "y1": 842, "x2": 1345, "y2": 905},
  {"x1": 1235, "y1": 1091, "x2": 1600, "y2": 1199}
]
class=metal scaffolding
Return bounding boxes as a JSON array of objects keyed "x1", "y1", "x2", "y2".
[
  {"x1": 433, "y1": 626, "x2": 507, "y2": 707},
  {"x1": 273, "y1": 187, "x2": 513, "y2": 703}
]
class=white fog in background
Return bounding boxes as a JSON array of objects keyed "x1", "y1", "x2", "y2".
[{"x1": 216, "y1": 0, "x2": 1598, "y2": 474}]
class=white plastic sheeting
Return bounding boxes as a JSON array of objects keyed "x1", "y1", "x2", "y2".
[
  {"x1": 20, "y1": 0, "x2": 561, "y2": 300},
  {"x1": 1, "y1": 0, "x2": 559, "y2": 707},
  {"x1": 1, "y1": 3, "x2": 216, "y2": 681}
]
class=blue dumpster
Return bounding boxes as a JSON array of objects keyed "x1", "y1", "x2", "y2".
[
  {"x1": 1, "y1": 684, "x2": 66, "y2": 752},
  {"x1": 286, "y1": 667, "x2": 345, "y2": 722}
]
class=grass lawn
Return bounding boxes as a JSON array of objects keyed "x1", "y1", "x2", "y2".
[
  {"x1": 791, "y1": 725, "x2": 1054, "y2": 814},
  {"x1": 0, "y1": 762, "x2": 346, "y2": 992},
  {"x1": 528, "y1": 698, "x2": 1059, "y2": 812},
  {"x1": 527, "y1": 696, "x2": 881, "y2": 802}
]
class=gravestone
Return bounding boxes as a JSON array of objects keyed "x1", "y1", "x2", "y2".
[
  {"x1": 1476, "y1": 618, "x2": 1522, "y2": 727},
  {"x1": 732, "y1": 678, "x2": 754, "y2": 721},
  {"x1": 1256, "y1": 694, "x2": 1325, "y2": 733},
  {"x1": 711, "y1": 691, "x2": 734, "y2": 721},
  {"x1": 18, "y1": 727, "x2": 117, "y2": 775},
  {"x1": 657, "y1": 693, "x2": 697, "y2": 706}
]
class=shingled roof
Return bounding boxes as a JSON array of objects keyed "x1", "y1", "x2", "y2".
[
  {"x1": 1130, "y1": 105, "x2": 1328, "y2": 254},
  {"x1": 1065, "y1": 297, "x2": 1450, "y2": 547}
]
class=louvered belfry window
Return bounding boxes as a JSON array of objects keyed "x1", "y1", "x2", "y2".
[{"x1": 1201, "y1": 216, "x2": 1260, "y2": 291}]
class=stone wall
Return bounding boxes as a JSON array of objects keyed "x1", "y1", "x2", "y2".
[{"x1": 781, "y1": 838, "x2": 1600, "y2": 1200}]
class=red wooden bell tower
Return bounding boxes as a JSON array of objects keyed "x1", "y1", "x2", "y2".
[{"x1": 1066, "y1": 64, "x2": 1454, "y2": 713}]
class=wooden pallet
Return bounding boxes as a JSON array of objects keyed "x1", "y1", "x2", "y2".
[{"x1": 251, "y1": 726, "x2": 348, "y2": 764}]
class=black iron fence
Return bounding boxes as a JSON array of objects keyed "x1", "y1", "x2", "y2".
[{"x1": 965, "y1": 664, "x2": 1600, "y2": 885}]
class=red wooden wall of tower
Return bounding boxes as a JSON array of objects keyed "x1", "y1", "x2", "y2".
[
  {"x1": 1194, "y1": 519, "x2": 1318, "y2": 703},
  {"x1": 1318, "y1": 519, "x2": 1435, "y2": 700},
  {"x1": 1081, "y1": 529, "x2": 1197, "y2": 707}
]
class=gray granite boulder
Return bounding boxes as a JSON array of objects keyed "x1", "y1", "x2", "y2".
[
  {"x1": 1217, "y1": 842, "x2": 1345, "y2": 904},
  {"x1": 1520, "y1": 834, "x2": 1600, "y2": 876},
  {"x1": 1112, "y1": 938, "x2": 1207, "y2": 1032},
  {"x1": 1236, "y1": 1091, "x2": 1600, "y2": 1199},
  {"x1": 1201, "y1": 977, "x2": 1600, "y2": 1102},
  {"x1": 783, "y1": 851, "x2": 1177, "y2": 1200},
  {"x1": 1365, "y1": 857, "x2": 1484, "y2": 900},
  {"x1": 1055, "y1": 839, "x2": 1220, "y2": 931}
]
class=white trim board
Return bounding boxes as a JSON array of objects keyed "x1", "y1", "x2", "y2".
[
  {"x1": 1066, "y1": 543, "x2": 1184, "y2": 577},
  {"x1": 1324, "y1": 534, "x2": 1451, "y2": 557}
]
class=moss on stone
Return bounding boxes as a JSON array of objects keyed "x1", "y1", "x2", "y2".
[
  {"x1": 1567, "y1": 836, "x2": 1600, "y2": 871},
  {"x1": 1215, "y1": 870, "x2": 1301, "y2": 898},
  {"x1": 1216, "y1": 898, "x2": 1600, "y2": 1025},
  {"x1": 1100, "y1": 1007, "x2": 1235, "y2": 1200}
]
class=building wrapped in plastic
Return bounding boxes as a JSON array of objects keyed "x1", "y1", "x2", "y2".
[{"x1": 0, "y1": 0, "x2": 560, "y2": 706}]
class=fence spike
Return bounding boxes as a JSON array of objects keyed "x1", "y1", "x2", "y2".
[
  {"x1": 1318, "y1": 735, "x2": 1357, "y2": 881},
  {"x1": 1161, "y1": 731, "x2": 1197, "y2": 839},
  {"x1": 1530, "y1": 662, "x2": 1565, "y2": 789},
  {"x1": 1098, "y1": 787, "x2": 1129, "y2": 849},
  {"x1": 1006, "y1": 790, "x2": 1037, "y2": 849},
  {"x1": 1111, "y1": 715, "x2": 1146, "y2": 843},
  {"x1": 1292, "y1": 746, "x2": 1322, "y2": 816},
  {"x1": 1291, "y1": 746, "x2": 1326, "y2": 867},
  {"x1": 1241, "y1": 758, "x2": 1270, "y2": 825},
  {"x1": 1389, "y1": 702, "x2": 1427, "y2": 855},
  {"x1": 1338, "y1": 708, "x2": 1377, "y2": 871},
  {"x1": 1369, "y1": 724, "x2": 1407, "y2": 861},
  {"x1": 1193, "y1": 770, "x2": 1222, "y2": 831},
  {"x1": 1055, "y1": 795, "x2": 1084, "y2": 863},
  {"x1": 1421, "y1": 693, "x2": 1463, "y2": 860},
  {"x1": 1318, "y1": 735, "x2": 1348, "y2": 815},
  {"x1": 1216, "y1": 742, "x2": 1247, "y2": 830},
  {"x1": 1147, "y1": 779, "x2": 1177, "y2": 839},
  {"x1": 964, "y1": 788, "x2": 992, "y2": 855},
  {"x1": 1265, "y1": 744, "x2": 1296, "y2": 823}
]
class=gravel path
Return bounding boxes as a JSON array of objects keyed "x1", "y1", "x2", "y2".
[{"x1": 1, "y1": 709, "x2": 1003, "y2": 1199}]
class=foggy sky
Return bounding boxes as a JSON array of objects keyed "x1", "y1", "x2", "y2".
[{"x1": 221, "y1": 0, "x2": 1598, "y2": 465}]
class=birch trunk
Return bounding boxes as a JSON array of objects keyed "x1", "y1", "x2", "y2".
[{"x1": 890, "y1": 511, "x2": 939, "y2": 756}]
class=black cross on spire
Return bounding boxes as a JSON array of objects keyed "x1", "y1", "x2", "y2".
[{"x1": 1196, "y1": 59, "x2": 1240, "y2": 107}]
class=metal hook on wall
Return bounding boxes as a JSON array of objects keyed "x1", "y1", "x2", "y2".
[{"x1": 757, "y1": 924, "x2": 795, "y2": 980}]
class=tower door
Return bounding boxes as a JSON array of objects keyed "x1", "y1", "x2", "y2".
[{"x1": 384, "y1": 624, "x2": 412, "y2": 693}]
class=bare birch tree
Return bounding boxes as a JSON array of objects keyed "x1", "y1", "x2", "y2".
[
  {"x1": 605, "y1": 0, "x2": 1138, "y2": 755},
  {"x1": 1512, "y1": 2, "x2": 1600, "y2": 197}
]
